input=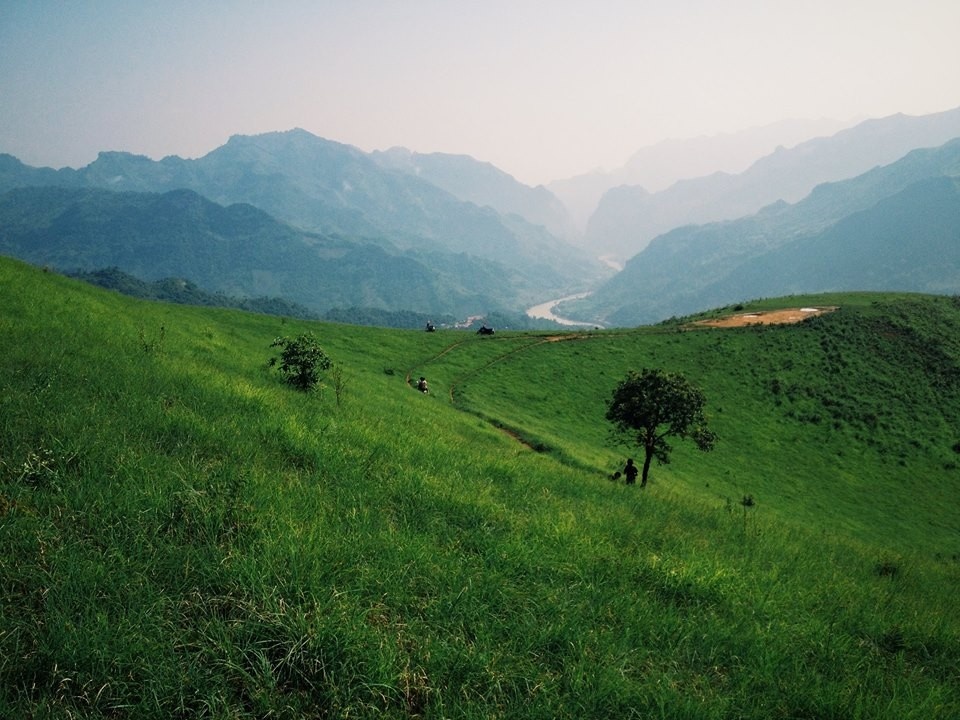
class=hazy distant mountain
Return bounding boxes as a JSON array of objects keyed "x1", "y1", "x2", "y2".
[
  {"x1": 584, "y1": 107, "x2": 960, "y2": 261},
  {"x1": 547, "y1": 118, "x2": 855, "y2": 231},
  {"x1": 0, "y1": 186, "x2": 540, "y2": 316},
  {"x1": 562, "y1": 138, "x2": 960, "y2": 326},
  {"x1": 715, "y1": 176, "x2": 960, "y2": 297},
  {"x1": 371, "y1": 147, "x2": 579, "y2": 241},
  {"x1": 0, "y1": 129, "x2": 606, "y2": 300}
]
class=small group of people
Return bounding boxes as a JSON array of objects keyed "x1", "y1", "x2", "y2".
[{"x1": 416, "y1": 376, "x2": 429, "y2": 393}]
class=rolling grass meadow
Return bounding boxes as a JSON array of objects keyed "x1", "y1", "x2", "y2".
[{"x1": 2, "y1": 255, "x2": 959, "y2": 718}]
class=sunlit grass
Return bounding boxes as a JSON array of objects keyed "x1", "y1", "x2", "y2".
[{"x1": 2, "y1": 257, "x2": 959, "y2": 718}]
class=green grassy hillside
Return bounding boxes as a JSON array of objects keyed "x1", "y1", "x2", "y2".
[
  {"x1": 423, "y1": 295, "x2": 960, "y2": 552},
  {"x1": 2, "y1": 257, "x2": 959, "y2": 718}
]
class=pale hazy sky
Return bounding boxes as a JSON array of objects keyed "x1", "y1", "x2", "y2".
[{"x1": 1, "y1": 0, "x2": 959, "y2": 186}]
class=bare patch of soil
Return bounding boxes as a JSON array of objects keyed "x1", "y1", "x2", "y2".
[{"x1": 691, "y1": 306, "x2": 838, "y2": 328}]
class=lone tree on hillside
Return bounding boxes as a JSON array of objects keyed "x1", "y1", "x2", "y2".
[
  {"x1": 270, "y1": 332, "x2": 331, "y2": 391},
  {"x1": 606, "y1": 368, "x2": 716, "y2": 487}
]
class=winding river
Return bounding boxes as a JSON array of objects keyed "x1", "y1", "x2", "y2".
[{"x1": 526, "y1": 292, "x2": 600, "y2": 327}]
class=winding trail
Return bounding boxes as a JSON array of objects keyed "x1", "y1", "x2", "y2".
[{"x1": 403, "y1": 330, "x2": 606, "y2": 452}]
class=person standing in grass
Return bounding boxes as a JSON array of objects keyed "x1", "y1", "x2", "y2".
[{"x1": 623, "y1": 458, "x2": 638, "y2": 485}]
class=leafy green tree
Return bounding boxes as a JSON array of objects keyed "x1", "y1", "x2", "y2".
[
  {"x1": 270, "y1": 332, "x2": 331, "y2": 391},
  {"x1": 606, "y1": 368, "x2": 716, "y2": 487}
]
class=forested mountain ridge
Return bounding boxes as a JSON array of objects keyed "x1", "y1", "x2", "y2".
[
  {"x1": 65, "y1": 266, "x2": 320, "y2": 319},
  {"x1": 0, "y1": 185, "x2": 538, "y2": 317}
]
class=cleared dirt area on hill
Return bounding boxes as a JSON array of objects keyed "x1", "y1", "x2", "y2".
[{"x1": 691, "y1": 306, "x2": 838, "y2": 328}]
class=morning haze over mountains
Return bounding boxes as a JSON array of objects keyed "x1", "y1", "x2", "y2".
[{"x1": 2, "y1": 106, "x2": 960, "y2": 327}]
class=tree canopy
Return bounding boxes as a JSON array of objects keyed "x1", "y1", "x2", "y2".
[{"x1": 606, "y1": 368, "x2": 716, "y2": 487}]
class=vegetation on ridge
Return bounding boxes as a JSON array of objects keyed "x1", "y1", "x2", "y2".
[{"x1": 2, "y1": 257, "x2": 959, "y2": 718}]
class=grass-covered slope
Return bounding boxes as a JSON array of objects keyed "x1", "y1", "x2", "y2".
[
  {"x1": 427, "y1": 294, "x2": 960, "y2": 552},
  {"x1": 2, "y1": 257, "x2": 959, "y2": 718}
]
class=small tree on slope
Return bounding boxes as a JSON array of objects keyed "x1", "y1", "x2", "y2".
[
  {"x1": 270, "y1": 332, "x2": 331, "y2": 391},
  {"x1": 606, "y1": 368, "x2": 716, "y2": 487}
]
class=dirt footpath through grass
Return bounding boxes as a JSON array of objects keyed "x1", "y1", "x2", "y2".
[{"x1": 691, "y1": 306, "x2": 838, "y2": 328}]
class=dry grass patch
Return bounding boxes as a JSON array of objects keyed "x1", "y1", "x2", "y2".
[{"x1": 691, "y1": 306, "x2": 838, "y2": 328}]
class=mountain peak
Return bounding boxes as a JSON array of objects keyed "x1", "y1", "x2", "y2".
[{"x1": 224, "y1": 128, "x2": 343, "y2": 147}]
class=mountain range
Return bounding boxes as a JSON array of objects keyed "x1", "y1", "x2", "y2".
[
  {"x1": 2, "y1": 108, "x2": 960, "y2": 326},
  {"x1": 582, "y1": 106, "x2": 960, "y2": 261},
  {"x1": 547, "y1": 117, "x2": 855, "y2": 231},
  {"x1": 0, "y1": 131, "x2": 605, "y2": 317},
  {"x1": 563, "y1": 138, "x2": 960, "y2": 326},
  {"x1": 371, "y1": 146, "x2": 579, "y2": 242},
  {"x1": 0, "y1": 184, "x2": 533, "y2": 317}
]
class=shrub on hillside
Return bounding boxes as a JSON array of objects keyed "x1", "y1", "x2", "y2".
[{"x1": 269, "y1": 333, "x2": 331, "y2": 391}]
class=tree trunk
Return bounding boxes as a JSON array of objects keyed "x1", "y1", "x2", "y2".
[{"x1": 641, "y1": 445, "x2": 653, "y2": 487}]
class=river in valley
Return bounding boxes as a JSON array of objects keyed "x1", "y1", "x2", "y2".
[{"x1": 526, "y1": 292, "x2": 601, "y2": 327}]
